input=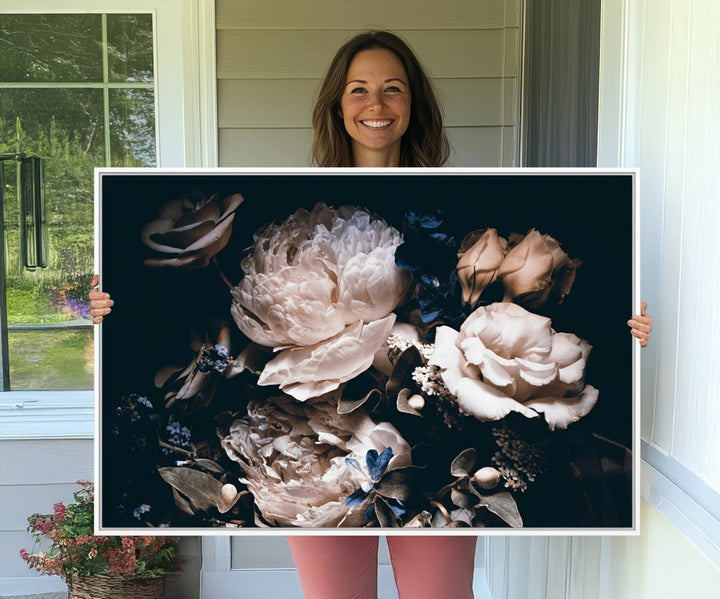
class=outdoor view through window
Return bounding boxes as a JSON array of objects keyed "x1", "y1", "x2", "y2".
[{"x1": 0, "y1": 13, "x2": 156, "y2": 390}]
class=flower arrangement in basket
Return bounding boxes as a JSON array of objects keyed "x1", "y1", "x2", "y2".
[
  {"x1": 105, "y1": 184, "x2": 632, "y2": 529},
  {"x1": 21, "y1": 481, "x2": 182, "y2": 598}
]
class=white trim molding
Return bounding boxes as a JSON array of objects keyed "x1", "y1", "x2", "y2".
[
  {"x1": 641, "y1": 446, "x2": 720, "y2": 566},
  {"x1": 181, "y1": 0, "x2": 218, "y2": 167},
  {"x1": 0, "y1": 391, "x2": 93, "y2": 440}
]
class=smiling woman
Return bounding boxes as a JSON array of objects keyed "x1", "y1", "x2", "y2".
[
  {"x1": 340, "y1": 49, "x2": 412, "y2": 167},
  {"x1": 311, "y1": 30, "x2": 449, "y2": 168}
]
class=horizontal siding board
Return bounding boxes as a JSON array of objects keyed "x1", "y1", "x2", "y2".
[
  {"x1": 438, "y1": 79, "x2": 507, "y2": 126},
  {"x1": 446, "y1": 126, "x2": 505, "y2": 166},
  {"x1": 217, "y1": 0, "x2": 507, "y2": 30},
  {"x1": 218, "y1": 79, "x2": 319, "y2": 128},
  {"x1": 219, "y1": 78, "x2": 512, "y2": 128},
  {"x1": 0, "y1": 483, "x2": 81, "y2": 530},
  {"x1": 217, "y1": 30, "x2": 507, "y2": 79},
  {"x1": 219, "y1": 128, "x2": 313, "y2": 166},
  {"x1": 0, "y1": 439, "x2": 93, "y2": 485},
  {"x1": 505, "y1": 0, "x2": 521, "y2": 28},
  {"x1": 0, "y1": 531, "x2": 46, "y2": 578}
]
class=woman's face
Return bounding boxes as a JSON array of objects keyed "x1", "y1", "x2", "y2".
[{"x1": 340, "y1": 48, "x2": 411, "y2": 165}]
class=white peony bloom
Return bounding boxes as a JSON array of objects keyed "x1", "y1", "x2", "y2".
[
  {"x1": 220, "y1": 395, "x2": 412, "y2": 527},
  {"x1": 231, "y1": 204, "x2": 410, "y2": 400},
  {"x1": 429, "y1": 302, "x2": 598, "y2": 430}
]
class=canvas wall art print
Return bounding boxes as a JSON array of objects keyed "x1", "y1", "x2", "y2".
[{"x1": 96, "y1": 169, "x2": 638, "y2": 534}]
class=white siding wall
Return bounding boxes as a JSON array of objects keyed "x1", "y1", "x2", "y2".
[
  {"x1": 0, "y1": 440, "x2": 93, "y2": 592},
  {"x1": 599, "y1": 0, "x2": 720, "y2": 492},
  {"x1": 216, "y1": 0, "x2": 522, "y2": 167},
  {"x1": 486, "y1": 0, "x2": 720, "y2": 597}
]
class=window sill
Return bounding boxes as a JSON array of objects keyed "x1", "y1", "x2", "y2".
[
  {"x1": 642, "y1": 441, "x2": 720, "y2": 566},
  {"x1": 0, "y1": 391, "x2": 93, "y2": 440}
]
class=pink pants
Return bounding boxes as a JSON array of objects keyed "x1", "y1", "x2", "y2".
[{"x1": 287, "y1": 536, "x2": 477, "y2": 599}]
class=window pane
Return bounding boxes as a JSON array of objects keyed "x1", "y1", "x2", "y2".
[
  {"x1": 8, "y1": 329, "x2": 93, "y2": 390},
  {"x1": 0, "y1": 14, "x2": 102, "y2": 82},
  {"x1": 1, "y1": 11, "x2": 157, "y2": 390},
  {"x1": 1, "y1": 88, "x2": 103, "y2": 286},
  {"x1": 109, "y1": 88, "x2": 157, "y2": 166},
  {"x1": 107, "y1": 14, "x2": 154, "y2": 83},
  {"x1": 0, "y1": 88, "x2": 106, "y2": 164}
]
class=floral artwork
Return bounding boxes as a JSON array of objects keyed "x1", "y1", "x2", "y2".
[{"x1": 98, "y1": 171, "x2": 636, "y2": 531}]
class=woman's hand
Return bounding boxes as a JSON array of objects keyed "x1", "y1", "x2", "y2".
[
  {"x1": 628, "y1": 301, "x2": 652, "y2": 348},
  {"x1": 89, "y1": 274, "x2": 114, "y2": 324}
]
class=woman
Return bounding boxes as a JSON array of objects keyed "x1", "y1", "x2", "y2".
[{"x1": 90, "y1": 31, "x2": 653, "y2": 599}]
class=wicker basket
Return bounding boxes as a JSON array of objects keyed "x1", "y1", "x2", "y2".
[{"x1": 67, "y1": 575, "x2": 165, "y2": 599}]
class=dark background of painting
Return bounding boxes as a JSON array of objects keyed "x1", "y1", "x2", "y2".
[{"x1": 100, "y1": 171, "x2": 634, "y2": 524}]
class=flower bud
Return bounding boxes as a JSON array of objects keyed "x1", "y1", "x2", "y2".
[
  {"x1": 408, "y1": 394, "x2": 425, "y2": 411},
  {"x1": 456, "y1": 229, "x2": 507, "y2": 307},
  {"x1": 473, "y1": 467, "x2": 501, "y2": 489},
  {"x1": 497, "y1": 229, "x2": 554, "y2": 300},
  {"x1": 221, "y1": 483, "x2": 238, "y2": 504},
  {"x1": 497, "y1": 229, "x2": 580, "y2": 309}
]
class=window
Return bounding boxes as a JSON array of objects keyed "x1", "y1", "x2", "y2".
[
  {"x1": 1, "y1": 13, "x2": 156, "y2": 390},
  {"x1": 0, "y1": 0, "x2": 217, "y2": 439}
]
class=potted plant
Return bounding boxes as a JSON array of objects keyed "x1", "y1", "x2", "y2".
[{"x1": 20, "y1": 480, "x2": 182, "y2": 599}]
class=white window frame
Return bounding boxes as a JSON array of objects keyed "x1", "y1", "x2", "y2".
[{"x1": 0, "y1": 0, "x2": 217, "y2": 441}]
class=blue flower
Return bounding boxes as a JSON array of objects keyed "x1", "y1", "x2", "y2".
[
  {"x1": 133, "y1": 504, "x2": 151, "y2": 519},
  {"x1": 366, "y1": 447, "x2": 393, "y2": 482},
  {"x1": 197, "y1": 344, "x2": 231, "y2": 374},
  {"x1": 345, "y1": 447, "x2": 394, "y2": 508},
  {"x1": 163, "y1": 421, "x2": 192, "y2": 454},
  {"x1": 136, "y1": 396, "x2": 153, "y2": 409}
]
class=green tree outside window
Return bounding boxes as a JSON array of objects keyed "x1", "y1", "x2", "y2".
[{"x1": 0, "y1": 13, "x2": 156, "y2": 390}]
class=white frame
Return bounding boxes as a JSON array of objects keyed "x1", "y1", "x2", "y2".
[
  {"x1": 93, "y1": 166, "x2": 641, "y2": 537},
  {"x1": 0, "y1": 0, "x2": 217, "y2": 442}
]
